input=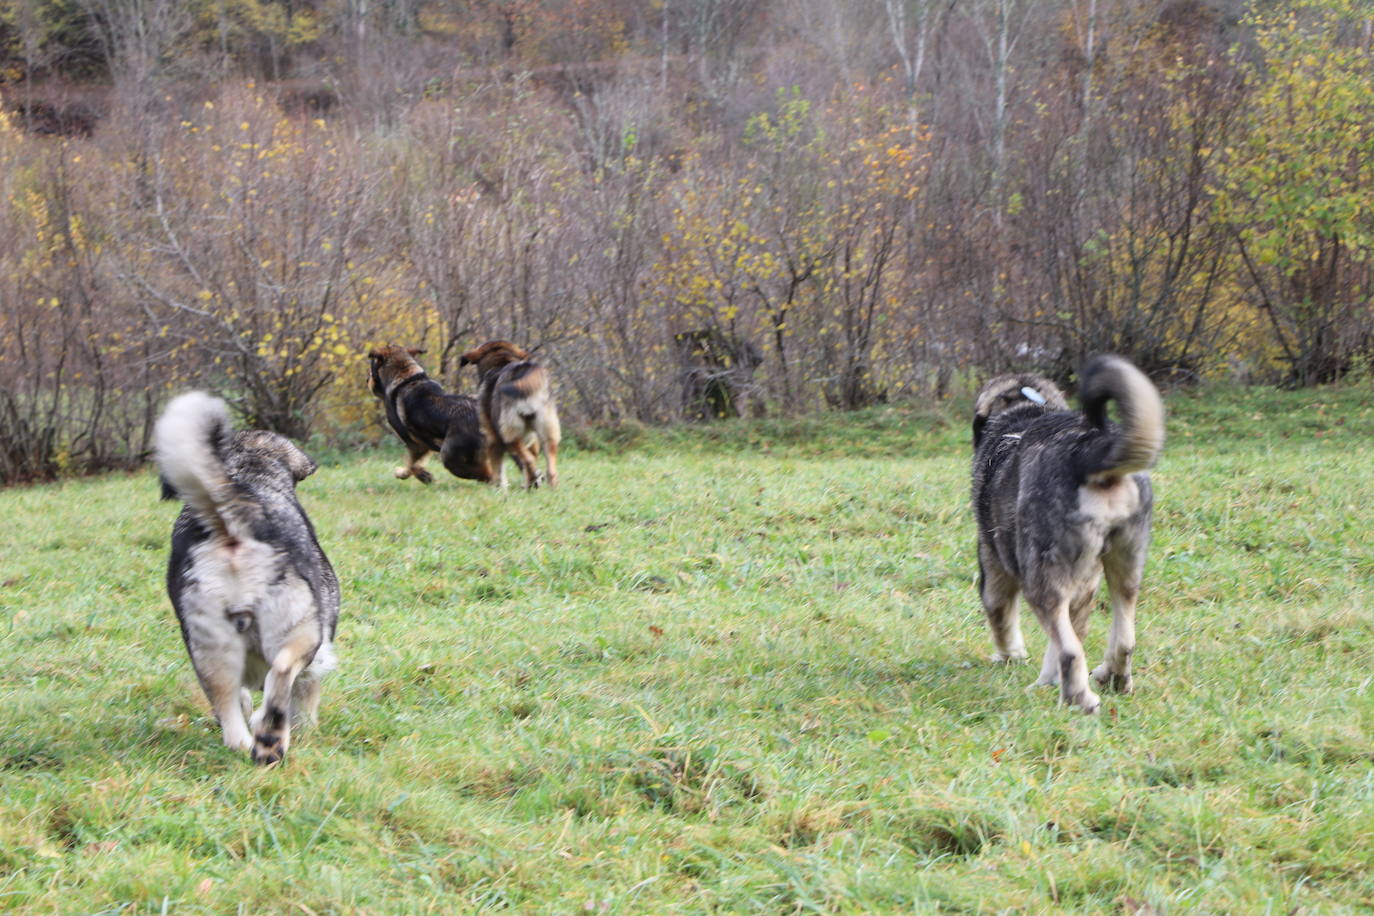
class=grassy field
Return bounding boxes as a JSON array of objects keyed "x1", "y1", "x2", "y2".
[{"x1": 1, "y1": 384, "x2": 1372, "y2": 914}]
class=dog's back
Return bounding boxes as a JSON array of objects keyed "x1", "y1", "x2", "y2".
[
  {"x1": 396, "y1": 376, "x2": 485, "y2": 455},
  {"x1": 156, "y1": 395, "x2": 334, "y2": 603},
  {"x1": 973, "y1": 356, "x2": 1163, "y2": 519}
]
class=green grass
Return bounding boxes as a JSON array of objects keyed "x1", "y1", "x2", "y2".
[{"x1": 1, "y1": 385, "x2": 1372, "y2": 913}]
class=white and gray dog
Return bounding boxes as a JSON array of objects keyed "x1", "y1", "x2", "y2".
[
  {"x1": 155, "y1": 392, "x2": 339, "y2": 764},
  {"x1": 971, "y1": 355, "x2": 1164, "y2": 714}
]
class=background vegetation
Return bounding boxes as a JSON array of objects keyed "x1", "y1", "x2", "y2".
[
  {"x1": 1, "y1": 388, "x2": 1372, "y2": 912},
  {"x1": 2, "y1": 0, "x2": 1373, "y2": 484}
]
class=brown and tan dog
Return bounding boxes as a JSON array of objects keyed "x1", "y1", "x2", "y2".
[
  {"x1": 367, "y1": 345, "x2": 493, "y2": 484},
  {"x1": 459, "y1": 340, "x2": 561, "y2": 489}
]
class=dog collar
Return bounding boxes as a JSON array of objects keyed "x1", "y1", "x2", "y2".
[{"x1": 387, "y1": 373, "x2": 426, "y2": 399}]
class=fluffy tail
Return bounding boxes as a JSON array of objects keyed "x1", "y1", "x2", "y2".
[
  {"x1": 154, "y1": 392, "x2": 241, "y2": 540},
  {"x1": 1080, "y1": 355, "x2": 1165, "y2": 476},
  {"x1": 499, "y1": 363, "x2": 549, "y2": 401},
  {"x1": 499, "y1": 364, "x2": 551, "y2": 425}
]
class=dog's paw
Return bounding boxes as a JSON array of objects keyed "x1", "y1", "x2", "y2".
[
  {"x1": 250, "y1": 731, "x2": 286, "y2": 766},
  {"x1": 222, "y1": 727, "x2": 254, "y2": 753},
  {"x1": 248, "y1": 706, "x2": 290, "y2": 765},
  {"x1": 393, "y1": 466, "x2": 412, "y2": 479},
  {"x1": 1063, "y1": 686, "x2": 1101, "y2": 714},
  {"x1": 991, "y1": 648, "x2": 1028, "y2": 663},
  {"x1": 1091, "y1": 663, "x2": 1133, "y2": 694},
  {"x1": 413, "y1": 468, "x2": 434, "y2": 484}
]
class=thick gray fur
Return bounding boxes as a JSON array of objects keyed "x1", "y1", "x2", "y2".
[
  {"x1": 156, "y1": 392, "x2": 339, "y2": 764},
  {"x1": 970, "y1": 355, "x2": 1164, "y2": 713}
]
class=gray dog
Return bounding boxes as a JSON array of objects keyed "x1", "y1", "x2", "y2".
[
  {"x1": 971, "y1": 355, "x2": 1164, "y2": 713},
  {"x1": 155, "y1": 392, "x2": 339, "y2": 764}
]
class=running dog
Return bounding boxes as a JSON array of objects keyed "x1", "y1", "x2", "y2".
[
  {"x1": 459, "y1": 340, "x2": 561, "y2": 489},
  {"x1": 970, "y1": 355, "x2": 1164, "y2": 713},
  {"x1": 367, "y1": 345, "x2": 493, "y2": 484},
  {"x1": 155, "y1": 392, "x2": 339, "y2": 764}
]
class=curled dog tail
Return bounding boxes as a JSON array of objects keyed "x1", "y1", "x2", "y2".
[
  {"x1": 1080, "y1": 354, "x2": 1165, "y2": 477},
  {"x1": 499, "y1": 364, "x2": 551, "y2": 421},
  {"x1": 154, "y1": 392, "x2": 243, "y2": 540},
  {"x1": 498, "y1": 363, "x2": 549, "y2": 400}
]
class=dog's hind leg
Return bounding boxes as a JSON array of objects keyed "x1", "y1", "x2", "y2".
[
  {"x1": 498, "y1": 461, "x2": 511, "y2": 489},
  {"x1": 1037, "y1": 598, "x2": 1100, "y2": 714},
  {"x1": 537, "y1": 413, "x2": 561, "y2": 488},
  {"x1": 1069, "y1": 573, "x2": 1101, "y2": 642},
  {"x1": 1040, "y1": 582, "x2": 1100, "y2": 691},
  {"x1": 507, "y1": 437, "x2": 541, "y2": 489},
  {"x1": 189, "y1": 641, "x2": 253, "y2": 752},
  {"x1": 978, "y1": 547, "x2": 1025, "y2": 662},
  {"x1": 1093, "y1": 547, "x2": 1143, "y2": 694},
  {"x1": 471, "y1": 438, "x2": 507, "y2": 489},
  {"x1": 250, "y1": 627, "x2": 320, "y2": 766},
  {"x1": 291, "y1": 639, "x2": 336, "y2": 728},
  {"x1": 1034, "y1": 643, "x2": 1059, "y2": 687},
  {"x1": 290, "y1": 673, "x2": 322, "y2": 727}
]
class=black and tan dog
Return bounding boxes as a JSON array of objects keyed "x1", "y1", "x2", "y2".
[
  {"x1": 155, "y1": 392, "x2": 339, "y2": 765},
  {"x1": 459, "y1": 340, "x2": 561, "y2": 489},
  {"x1": 367, "y1": 345, "x2": 493, "y2": 484},
  {"x1": 971, "y1": 355, "x2": 1164, "y2": 714}
]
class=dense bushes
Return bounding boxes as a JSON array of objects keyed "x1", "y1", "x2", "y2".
[{"x1": 2, "y1": 0, "x2": 1373, "y2": 483}]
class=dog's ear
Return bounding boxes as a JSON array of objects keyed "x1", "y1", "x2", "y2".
[
  {"x1": 407, "y1": 347, "x2": 426, "y2": 356},
  {"x1": 277, "y1": 438, "x2": 319, "y2": 481},
  {"x1": 367, "y1": 348, "x2": 384, "y2": 360},
  {"x1": 972, "y1": 414, "x2": 988, "y2": 449}
]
